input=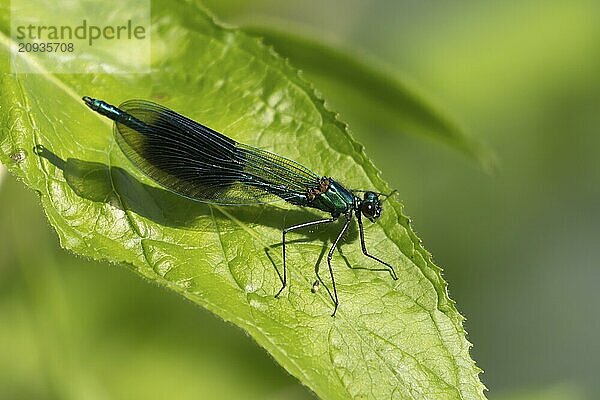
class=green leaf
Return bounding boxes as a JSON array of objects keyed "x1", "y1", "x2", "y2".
[
  {"x1": 242, "y1": 23, "x2": 496, "y2": 171},
  {"x1": 0, "y1": 2, "x2": 485, "y2": 399}
]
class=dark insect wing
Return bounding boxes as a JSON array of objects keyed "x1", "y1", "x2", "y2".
[{"x1": 114, "y1": 100, "x2": 322, "y2": 205}]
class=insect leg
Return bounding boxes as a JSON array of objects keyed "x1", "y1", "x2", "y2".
[
  {"x1": 356, "y1": 212, "x2": 398, "y2": 280},
  {"x1": 275, "y1": 217, "x2": 335, "y2": 298},
  {"x1": 318, "y1": 216, "x2": 351, "y2": 317}
]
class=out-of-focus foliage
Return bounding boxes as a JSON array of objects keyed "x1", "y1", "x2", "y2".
[
  {"x1": 493, "y1": 383, "x2": 585, "y2": 400},
  {"x1": 241, "y1": 24, "x2": 496, "y2": 170}
]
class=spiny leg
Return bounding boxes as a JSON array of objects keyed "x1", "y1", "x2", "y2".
[
  {"x1": 356, "y1": 212, "x2": 398, "y2": 280},
  {"x1": 275, "y1": 217, "x2": 335, "y2": 298},
  {"x1": 316, "y1": 216, "x2": 351, "y2": 317}
]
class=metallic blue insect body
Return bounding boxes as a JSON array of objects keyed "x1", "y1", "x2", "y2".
[{"x1": 83, "y1": 96, "x2": 397, "y2": 316}]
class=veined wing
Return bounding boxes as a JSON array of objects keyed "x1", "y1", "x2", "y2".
[{"x1": 113, "y1": 100, "x2": 322, "y2": 205}]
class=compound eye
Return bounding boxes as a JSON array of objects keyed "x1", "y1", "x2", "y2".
[{"x1": 361, "y1": 201, "x2": 376, "y2": 218}]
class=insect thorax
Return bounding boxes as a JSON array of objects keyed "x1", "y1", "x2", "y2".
[{"x1": 307, "y1": 177, "x2": 355, "y2": 216}]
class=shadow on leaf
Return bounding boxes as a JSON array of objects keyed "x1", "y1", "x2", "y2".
[{"x1": 33, "y1": 144, "x2": 360, "y2": 244}]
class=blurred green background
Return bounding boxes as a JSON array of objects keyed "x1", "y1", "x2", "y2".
[{"x1": 1, "y1": 1, "x2": 599, "y2": 399}]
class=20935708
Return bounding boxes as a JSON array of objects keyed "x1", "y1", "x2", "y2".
[{"x1": 17, "y1": 42, "x2": 74, "y2": 52}]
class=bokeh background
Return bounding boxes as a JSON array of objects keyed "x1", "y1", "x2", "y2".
[{"x1": 1, "y1": 1, "x2": 599, "y2": 399}]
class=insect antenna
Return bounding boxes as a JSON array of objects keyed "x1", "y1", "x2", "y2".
[
  {"x1": 381, "y1": 189, "x2": 398, "y2": 202},
  {"x1": 352, "y1": 189, "x2": 398, "y2": 200}
]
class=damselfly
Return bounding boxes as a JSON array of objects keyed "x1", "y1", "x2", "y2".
[{"x1": 83, "y1": 97, "x2": 398, "y2": 316}]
